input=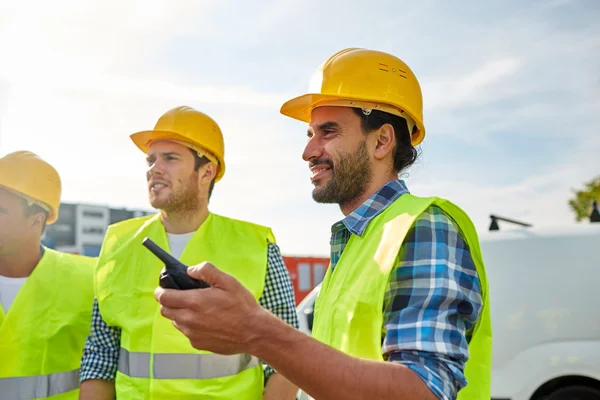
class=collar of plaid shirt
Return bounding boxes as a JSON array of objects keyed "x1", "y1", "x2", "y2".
[{"x1": 331, "y1": 179, "x2": 410, "y2": 237}]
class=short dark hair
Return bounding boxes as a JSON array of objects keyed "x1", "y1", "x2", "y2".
[
  {"x1": 352, "y1": 108, "x2": 419, "y2": 174},
  {"x1": 189, "y1": 148, "x2": 216, "y2": 199},
  {"x1": 22, "y1": 199, "x2": 49, "y2": 233}
]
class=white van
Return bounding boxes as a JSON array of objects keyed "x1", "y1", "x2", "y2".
[{"x1": 296, "y1": 225, "x2": 600, "y2": 399}]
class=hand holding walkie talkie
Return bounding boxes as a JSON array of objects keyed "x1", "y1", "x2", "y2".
[{"x1": 142, "y1": 237, "x2": 211, "y2": 290}]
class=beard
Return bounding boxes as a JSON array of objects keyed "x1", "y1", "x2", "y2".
[
  {"x1": 150, "y1": 173, "x2": 201, "y2": 215},
  {"x1": 311, "y1": 140, "x2": 372, "y2": 207}
]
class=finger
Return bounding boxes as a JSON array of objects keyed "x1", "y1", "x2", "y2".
[
  {"x1": 187, "y1": 261, "x2": 237, "y2": 289},
  {"x1": 160, "y1": 305, "x2": 195, "y2": 325},
  {"x1": 160, "y1": 304, "x2": 179, "y2": 321},
  {"x1": 154, "y1": 286, "x2": 198, "y2": 309},
  {"x1": 162, "y1": 308, "x2": 197, "y2": 338}
]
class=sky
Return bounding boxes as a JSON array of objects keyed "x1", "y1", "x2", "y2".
[{"x1": 1, "y1": 0, "x2": 599, "y2": 256}]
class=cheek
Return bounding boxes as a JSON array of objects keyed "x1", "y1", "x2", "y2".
[
  {"x1": 322, "y1": 136, "x2": 348, "y2": 158},
  {"x1": 0, "y1": 216, "x2": 19, "y2": 236},
  {"x1": 323, "y1": 144, "x2": 342, "y2": 165}
]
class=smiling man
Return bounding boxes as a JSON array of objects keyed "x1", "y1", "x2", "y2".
[
  {"x1": 154, "y1": 49, "x2": 492, "y2": 400},
  {"x1": 78, "y1": 106, "x2": 299, "y2": 400}
]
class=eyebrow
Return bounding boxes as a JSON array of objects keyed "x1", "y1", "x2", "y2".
[
  {"x1": 146, "y1": 151, "x2": 181, "y2": 160},
  {"x1": 307, "y1": 121, "x2": 341, "y2": 137}
]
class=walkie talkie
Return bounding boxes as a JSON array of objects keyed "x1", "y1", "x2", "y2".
[{"x1": 142, "y1": 237, "x2": 211, "y2": 290}]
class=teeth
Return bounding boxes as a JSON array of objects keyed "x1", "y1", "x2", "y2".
[{"x1": 153, "y1": 184, "x2": 165, "y2": 189}]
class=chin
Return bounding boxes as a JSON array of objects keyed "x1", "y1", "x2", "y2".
[{"x1": 148, "y1": 197, "x2": 166, "y2": 210}]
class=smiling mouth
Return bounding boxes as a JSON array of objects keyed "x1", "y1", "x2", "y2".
[
  {"x1": 310, "y1": 166, "x2": 331, "y2": 181},
  {"x1": 150, "y1": 183, "x2": 167, "y2": 192}
]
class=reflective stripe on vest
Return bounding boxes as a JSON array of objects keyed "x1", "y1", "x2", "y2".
[
  {"x1": 118, "y1": 348, "x2": 260, "y2": 380},
  {"x1": 0, "y1": 369, "x2": 80, "y2": 400},
  {"x1": 97, "y1": 214, "x2": 271, "y2": 399}
]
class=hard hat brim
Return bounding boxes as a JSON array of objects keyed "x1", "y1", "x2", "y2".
[
  {"x1": 0, "y1": 184, "x2": 58, "y2": 224},
  {"x1": 280, "y1": 93, "x2": 425, "y2": 146},
  {"x1": 280, "y1": 93, "x2": 334, "y2": 123},
  {"x1": 130, "y1": 130, "x2": 225, "y2": 182}
]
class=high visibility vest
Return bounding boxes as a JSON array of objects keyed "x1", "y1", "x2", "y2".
[
  {"x1": 95, "y1": 213, "x2": 273, "y2": 399},
  {"x1": 312, "y1": 194, "x2": 492, "y2": 399},
  {"x1": 0, "y1": 248, "x2": 95, "y2": 400}
]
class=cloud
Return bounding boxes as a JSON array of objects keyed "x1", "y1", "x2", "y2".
[
  {"x1": 1, "y1": 0, "x2": 599, "y2": 258},
  {"x1": 423, "y1": 58, "x2": 524, "y2": 111}
]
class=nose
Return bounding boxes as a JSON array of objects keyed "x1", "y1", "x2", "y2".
[
  {"x1": 302, "y1": 135, "x2": 323, "y2": 162},
  {"x1": 146, "y1": 158, "x2": 164, "y2": 180}
]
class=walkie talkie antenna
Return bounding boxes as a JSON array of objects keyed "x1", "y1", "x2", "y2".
[
  {"x1": 142, "y1": 237, "x2": 211, "y2": 290},
  {"x1": 142, "y1": 238, "x2": 176, "y2": 267}
]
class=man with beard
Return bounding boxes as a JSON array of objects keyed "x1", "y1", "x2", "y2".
[
  {"x1": 78, "y1": 106, "x2": 299, "y2": 400},
  {"x1": 154, "y1": 49, "x2": 491, "y2": 400}
]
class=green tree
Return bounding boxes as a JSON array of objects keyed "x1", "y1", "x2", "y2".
[{"x1": 568, "y1": 176, "x2": 600, "y2": 222}]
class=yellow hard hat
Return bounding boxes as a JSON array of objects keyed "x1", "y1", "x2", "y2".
[
  {"x1": 0, "y1": 151, "x2": 62, "y2": 224},
  {"x1": 130, "y1": 106, "x2": 226, "y2": 182},
  {"x1": 280, "y1": 48, "x2": 426, "y2": 146}
]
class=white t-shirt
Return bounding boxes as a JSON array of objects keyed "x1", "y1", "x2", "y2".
[
  {"x1": 0, "y1": 236, "x2": 192, "y2": 311},
  {"x1": 167, "y1": 232, "x2": 195, "y2": 260},
  {"x1": 0, "y1": 275, "x2": 28, "y2": 311}
]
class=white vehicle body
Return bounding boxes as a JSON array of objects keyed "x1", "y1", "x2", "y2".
[{"x1": 296, "y1": 225, "x2": 600, "y2": 399}]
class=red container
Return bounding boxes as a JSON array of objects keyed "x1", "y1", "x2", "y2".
[{"x1": 282, "y1": 256, "x2": 330, "y2": 305}]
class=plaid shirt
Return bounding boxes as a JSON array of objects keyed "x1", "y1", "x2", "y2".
[
  {"x1": 329, "y1": 180, "x2": 483, "y2": 400},
  {"x1": 80, "y1": 242, "x2": 298, "y2": 383}
]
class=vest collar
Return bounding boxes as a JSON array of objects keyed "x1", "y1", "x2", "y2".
[{"x1": 337, "y1": 179, "x2": 410, "y2": 237}]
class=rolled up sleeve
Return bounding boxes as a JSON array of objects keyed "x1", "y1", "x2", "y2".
[{"x1": 382, "y1": 205, "x2": 483, "y2": 400}]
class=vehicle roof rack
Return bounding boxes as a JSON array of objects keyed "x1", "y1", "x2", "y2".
[{"x1": 489, "y1": 215, "x2": 533, "y2": 231}]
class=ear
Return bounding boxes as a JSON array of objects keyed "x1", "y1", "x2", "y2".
[
  {"x1": 199, "y1": 162, "x2": 218, "y2": 185},
  {"x1": 372, "y1": 124, "x2": 395, "y2": 161},
  {"x1": 29, "y1": 212, "x2": 46, "y2": 232}
]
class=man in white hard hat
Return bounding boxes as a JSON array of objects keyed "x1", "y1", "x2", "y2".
[
  {"x1": 0, "y1": 151, "x2": 96, "y2": 399},
  {"x1": 79, "y1": 106, "x2": 299, "y2": 399},
  {"x1": 154, "y1": 49, "x2": 491, "y2": 400}
]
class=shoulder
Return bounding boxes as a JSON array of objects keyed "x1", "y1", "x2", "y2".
[
  {"x1": 401, "y1": 204, "x2": 477, "y2": 276},
  {"x1": 211, "y1": 213, "x2": 276, "y2": 242},
  {"x1": 414, "y1": 204, "x2": 462, "y2": 231},
  {"x1": 44, "y1": 249, "x2": 95, "y2": 287},
  {"x1": 211, "y1": 213, "x2": 271, "y2": 230},
  {"x1": 105, "y1": 214, "x2": 158, "y2": 236},
  {"x1": 45, "y1": 248, "x2": 95, "y2": 269},
  {"x1": 399, "y1": 204, "x2": 466, "y2": 249}
]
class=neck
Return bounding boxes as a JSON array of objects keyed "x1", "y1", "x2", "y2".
[
  {"x1": 339, "y1": 173, "x2": 398, "y2": 216},
  {"x1": 0, "y1": 240, "x2": 42, "y2": 278},
  {"x1": 160, "y1": 206, "x2": 209, "y2": 234}
]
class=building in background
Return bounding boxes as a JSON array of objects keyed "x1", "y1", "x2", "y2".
[
  {"x1": 42, "y1": 202, "x2": 154, "y2": 256},
  {"x1": 42, "y1": 201, "x2": 329, "y2": 303}
]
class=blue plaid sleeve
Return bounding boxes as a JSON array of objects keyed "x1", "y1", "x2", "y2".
[
  {"x1": 383, "y1": 205, "x2": 483, "y2": 400},
  {"x1": 259, "y1": 242, "x2": 299, "y2": 379},
  {"x1": 80, "y1": 298, "x2": 121, "y2": 382}
]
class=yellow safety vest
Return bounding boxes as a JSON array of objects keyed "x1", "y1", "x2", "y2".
[
  {"x1": 0, "y1": 248, "x2": 95, "y2": 400},
  {"x1": 96, "y1": 213, "x2": 273, "y2": 399},
  {"x1": 311, "y1": 194, "x2": 492, "y2": 399}
]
